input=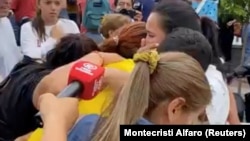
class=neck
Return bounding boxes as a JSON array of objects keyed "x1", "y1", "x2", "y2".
[{"x1": 42, "y1": 16, "x2": 58, "y2": 26}]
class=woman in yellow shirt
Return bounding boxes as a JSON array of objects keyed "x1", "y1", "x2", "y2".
[{"x1": 27, "y1": 22, "x2": 147, "y2": 141}]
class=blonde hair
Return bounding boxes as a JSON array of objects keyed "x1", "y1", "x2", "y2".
[
  {"x1": 91, "y1": 52, "x2": 212, "y2": 141},
  {"x1": 100, "y1": 13, "x2": 131, "y2": 38}
]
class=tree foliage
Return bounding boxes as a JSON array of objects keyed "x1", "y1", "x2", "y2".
[{"x1": 219, "y1": 0, "x2": 250, "y2": 23}]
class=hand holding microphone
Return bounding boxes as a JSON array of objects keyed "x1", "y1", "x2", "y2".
[
  {"x1": 38, "y1": 93, "x2": 79, "y2": 131},
  {"x1": 35, "y1": 61, "x2": 105, "y2": 127}
]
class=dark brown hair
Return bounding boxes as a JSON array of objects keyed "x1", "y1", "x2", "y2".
[
  {"x1": 153, "y1": 0, "x2": 201, "y2": 34},
  {"x1": 32, "y1": 0, "x2": 46, "y2": 41},
  {"x1": 100, "y1": 22, "x2": 147, "y2": 58},
  {"x1": 46, "y1": 33, "x2": 99, "y2": 69}
]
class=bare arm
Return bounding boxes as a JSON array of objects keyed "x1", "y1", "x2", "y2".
[
  {"x1": 227, "y1": 87, "x2": 241, "y2": 124},
  {"x1": 14, "y1": 132, "x2": 33, "y2": 141},
  {"x1": 42, "y1": 117, "x2": 68, "y2": 141},
  {"x1": 38, "y1": 94, "x2": 79, "y2": 141},
  {"x1": 33, "y1": 52, "x2": 125, "y2": 109}
]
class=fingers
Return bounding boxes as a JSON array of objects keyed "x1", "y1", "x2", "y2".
[
  {"x1": 134, "y1": 10, "x2": 142, "y2": 21},
  {"x1": 137, "y1": 42, "x2": 159, "y2": 53},
  {"x1": 135, "y1": 10, "x2": 142, "y2": 14},
  {"x1": 62, "y1": 97, "x2": 79, "y2": 105},
  {"x1": 140, "y1": 38, "x2": 146, "y2": 47}
]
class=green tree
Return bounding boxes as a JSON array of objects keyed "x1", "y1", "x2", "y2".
[
  {"x1": 219, "y1": 0, "x2": 250, "y2": 65},
  {"x1": 219, "y1": 0, "x2": 250, "y2": 23}
]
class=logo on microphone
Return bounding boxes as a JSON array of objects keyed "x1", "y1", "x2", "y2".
[
  {"x1": 75, "y1": 62, "x2": 98, "y2": 76},
  {"x1": 83, "y1": 63, "x2": 97, "y2": 70}
]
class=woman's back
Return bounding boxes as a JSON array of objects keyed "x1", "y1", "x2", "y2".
[{"x1": 0, "y1": 59, "x2": 51, "y2": 140}]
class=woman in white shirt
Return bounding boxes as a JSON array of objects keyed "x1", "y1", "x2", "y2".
[{"x1": 20, "y1": 0, "x2": 80, "y2": 60}]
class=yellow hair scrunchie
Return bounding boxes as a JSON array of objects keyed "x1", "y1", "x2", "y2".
[{"x1": 133, "y1": 50, "x2": 160, "y2": 74}]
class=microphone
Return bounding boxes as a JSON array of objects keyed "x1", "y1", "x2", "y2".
[
  {"x1": 68, "y1": 61, "x2": 104, "y2": 100},
  {"x1": 35, "y1": 61, "x2": 105, "y2": 127}
]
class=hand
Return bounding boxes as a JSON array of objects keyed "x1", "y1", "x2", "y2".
[
  {"x1": 137, "y1": 38, "x2": 159, "y2": 53},
  {"x1": 38, "y1": 93, "x2": 79, "y2": 131},
  {"x1": 133, "y1": 10, "x2": 143, "y2": 21},
  {"x1": 227, "y1": 19, "x2": 236, "y2": 27},
  {"x1": 50, "y1": 25, "x2": 64, "y2": 40}
]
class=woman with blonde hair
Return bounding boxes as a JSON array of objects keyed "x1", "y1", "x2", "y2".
[
  {"x1": 38, "y1": 51, "x2": 212, "y2": 141},
  {"x1": 100, "y1": 13, "x2": 131, "y2": 39}
]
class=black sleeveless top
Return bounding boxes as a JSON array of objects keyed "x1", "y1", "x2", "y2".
[{"x1": 0, "y1": 57, "x2": 51, "y2": 141}]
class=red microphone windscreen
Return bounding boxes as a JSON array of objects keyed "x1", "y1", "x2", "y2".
[{"x1": 68, "y1": 61, "x2": 105, "y2": 100}]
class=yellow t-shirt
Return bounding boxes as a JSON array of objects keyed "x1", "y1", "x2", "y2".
[{"x1": 28, "y1": 59, "x2": 134, "y2": 141}]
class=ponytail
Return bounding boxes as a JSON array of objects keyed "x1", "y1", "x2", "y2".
[
  {"x1": 32, "y1": 9, "x2": 46, "y2": 41},
  {"x1": 200, "y1": 17, "x2": 224, "y2": 72},
  {"x1": 100, "y1": 36, "x2": 135, "y2": 58},
  {"x1": 91, "y1": 52, "x2": 155, "y2": 141},
  {"x1": 100, "y1": 36, "x2": 119, "y2": 54}
]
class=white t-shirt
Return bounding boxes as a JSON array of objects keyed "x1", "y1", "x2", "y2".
[
  {"x1": 205, "y1": 64, "x2": 230, "y2": 124},
  {"x1": 20, "y1": 19, "x2": 80, "y2": 59},
  {"x1": 0, "y1": 17, "x2": 23, "y2": 80}
]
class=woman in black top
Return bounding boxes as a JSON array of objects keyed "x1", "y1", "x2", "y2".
[{"x1": 0, "y1": 34, "x2": 99, "y2": 140}]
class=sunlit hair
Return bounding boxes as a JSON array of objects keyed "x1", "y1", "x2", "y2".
[
  {"x1": 91, "y1": 52, "x2": 212, "y2": 141},
  {"x1": 100, "y1": 13, "x2": 131, "y2": 38}
]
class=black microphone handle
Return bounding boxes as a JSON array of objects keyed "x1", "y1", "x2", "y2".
[{"x1": 35, "y1": 81, "x2": 83, "y2": 128}]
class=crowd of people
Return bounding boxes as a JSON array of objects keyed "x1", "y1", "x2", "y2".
[{"x1": 0, "y1": 0, "x2": 247, "y2": 141}]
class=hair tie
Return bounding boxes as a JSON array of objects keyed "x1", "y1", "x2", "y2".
[
  {"x1": 133, "y1": 50, "x2": 160, "y2": 74},
  {"x1": 113, "y1": 36, "x2": 119, "y2": 46}
]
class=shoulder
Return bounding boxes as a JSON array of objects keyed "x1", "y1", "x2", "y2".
[
  {"x1": 205, "y1": 65, "x2": 228, "y2": 94},
  {"x1": 58, "y1": 19, "x2": 79, "y2": 32},
  {"x1": 0, "y1": 17, "x2": 13, "y2": 30},
  {"x1": 68, "y1": 114, "x2": 100, "y2": 141},
  {"x1": 205, "y1": 65, "x2": 230, "y2": 124},
  {"x1": 59, "y1": 19, "x2": 78, "y2": 26},
  {"x1": 0, "y1": 17, "x2": 9, "y2": 24},
  {"x1": 21, "y1": 21, "x2": 32, "y2": 30}
]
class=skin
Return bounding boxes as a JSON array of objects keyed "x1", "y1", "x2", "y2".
[
  {"x1": 145, "y1": 12, "x2": 166, "y2": 45},
  {"x1": 115, "y1": 0, "x2": 142, "y2": 21},
  {"x1": 14, "y1": 52, "x2": 128, "y2": 141},
  {"x1": 145, "y1": 12, "x2": 240, "y2": 124},
  {"x1": 32, "y1": 52, "x2": 126, "y2": 109},
  {"x1": 147, "y1": 97, "x2": 205, "y2": 124},
  {"x1": 38, "y1": 0, "x2": 62, "y2": 25},
  {"x1": 116, "y1": 0, "x2": 133, "y2": 10},
  {"x1": 38, "y1": 47, "x2": 208, "y2": 141},
  {"x1": 39, "y1": 96, "x2": 205, "y2": 141},
  {"x1": 0, "y1": 0, "x2": 11, "y2": 18}
]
